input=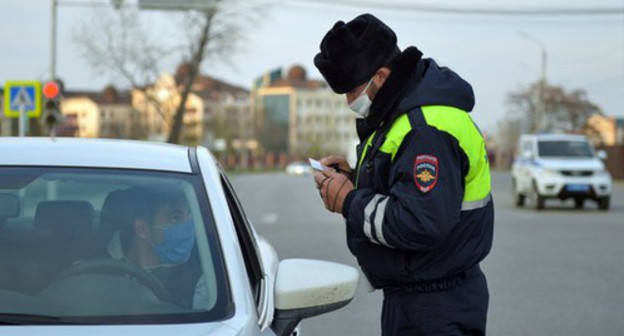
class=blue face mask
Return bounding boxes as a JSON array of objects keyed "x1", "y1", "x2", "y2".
[{"x1": 151, "y1": 219, "x2": 196, "y2": 265}]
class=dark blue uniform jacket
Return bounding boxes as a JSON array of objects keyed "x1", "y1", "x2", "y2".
[{"x1": 341, "y1": 47, "x2": 494, "y2": 289}]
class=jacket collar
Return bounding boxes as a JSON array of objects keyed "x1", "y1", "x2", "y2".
[{"x1": 356, "y1": 46, "x2": 423, "y2": 140}]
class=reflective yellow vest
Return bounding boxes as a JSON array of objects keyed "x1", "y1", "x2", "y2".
[{"x1": 356, "y1": 105, "x2": 491, "y2": 210}]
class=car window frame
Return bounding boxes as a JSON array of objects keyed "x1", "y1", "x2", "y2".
[
  {"x1": 537, "y1": 140, "x2": 594, "y2": 158},
  {"x1": 217, "y1": 169, "x2": 265, "y2": 308}
]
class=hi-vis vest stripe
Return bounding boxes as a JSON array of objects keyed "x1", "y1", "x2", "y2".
[
  {"x1": 421, "y1": 105, "x2": 491, "y2": 207},
  {"x1": 355, "y1": 114, "x2": 411, "y2": 188},
  {"x1": 357, "y1": 105, "x2": 491, "y2": 211}
]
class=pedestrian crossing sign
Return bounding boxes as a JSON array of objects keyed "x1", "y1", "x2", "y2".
[{"x1": 3, "y1": 81, "x2": 42, "y2": 118}]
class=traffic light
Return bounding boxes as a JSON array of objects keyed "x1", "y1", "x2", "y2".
[{"x1": 42, "y1": 81, "x2": 63, "y2": 133}]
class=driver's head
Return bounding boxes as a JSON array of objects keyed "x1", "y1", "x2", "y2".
[{"x1": 124, "y1": 185, "x2": 195, "y2": 267}]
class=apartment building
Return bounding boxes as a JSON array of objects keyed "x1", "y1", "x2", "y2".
[
  {"x1": 1, "y1": 68, "x2": 249, "y2": 149},
  {"x1": 252, "y1": 65, "x2": 358, "y2": 161},
  {"x1": 132, "y1": 73, "x2": 204, "y2": 144},
  {"x1": 61, "y1": 86, "x2": 143, "y2": 139},
  {"x1": 174, "y1": 64, "x2": 254, "y2": 155},
  {"x1": 585, "y1": 114, "x2": 624, "y2": 146}
]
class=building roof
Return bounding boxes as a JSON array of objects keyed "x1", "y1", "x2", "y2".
[
  {"x1": 264, "y1": 65, "x2": 326, "y2": 90},
  {"x1": 64, "y1": 86, "x2": 132, "y2": 105},
  {"x1": 192, "y1": 75, "x2": 249, "y2": 100},
  {"x1": 268, "y1": 78, "x2": 325, "y2": 90},
  {"x1": 175, "y1": 62, "x2": 249, "y2": 100}
]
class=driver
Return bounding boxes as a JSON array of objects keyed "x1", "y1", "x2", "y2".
[{"x1": 106, "y1": 185, "x2": 202, "y2": 308}]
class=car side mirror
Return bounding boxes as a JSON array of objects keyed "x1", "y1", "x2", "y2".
[
  {"x1": 596, "y1": 150, "x2": 607, "y2": 160},
  {"x1": 271, "y1": 259, "x2": 359, "y2": 336}
]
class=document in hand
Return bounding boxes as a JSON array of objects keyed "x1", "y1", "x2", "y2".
[{"x1": 308, "y1": 158, "x2": 328, "y2": 171}]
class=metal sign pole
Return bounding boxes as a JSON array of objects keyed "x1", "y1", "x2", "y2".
[
  {"x1": 50, "y1": 120, "x2": 57, "y2": 138},
  {"x1": 18, "y1": 104, "x2": 25, "y2": 137},
  {"x1": 50, "y1": 0, "x2": 57, "y2": 81}
]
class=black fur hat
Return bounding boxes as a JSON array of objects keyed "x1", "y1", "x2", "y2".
[{"x1": 314, "y1": 13, "x2": 400, "y2": 94}]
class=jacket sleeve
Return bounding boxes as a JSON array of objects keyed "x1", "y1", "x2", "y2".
[{"x1": 345, "y1": 125, "x2": 467, "y2": 251}]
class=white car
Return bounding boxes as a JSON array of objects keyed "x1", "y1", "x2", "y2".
[
  {"x1": 285, "y1": 162, "x2": 313, "y2": 176},
  {"x1": 511, "y1": 134, "x2": 612, "y2": 210},
  {"x1": 0, "y1": 137, "x2": 358, "y2": 335}
]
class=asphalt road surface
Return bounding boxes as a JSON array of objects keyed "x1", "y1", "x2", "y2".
[{"x1": 230, "y1": 170, "x2": 624, "y2": 335}]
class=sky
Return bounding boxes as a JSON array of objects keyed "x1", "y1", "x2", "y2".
[{"x1": 0, "y1": 0, "x2": 623, "y2": 134}]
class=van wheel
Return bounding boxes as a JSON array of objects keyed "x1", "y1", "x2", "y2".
[
  {"x1": 516, "y1": 193, "x2": 526, "y2": 207},
  {"x1": 512, "y1": 178, "x2": 525, "y2": 207},
  {"x1": 574, "y1": 198, "x2": 584, "y2": 209},
  {"x1": 598, "y1": 197, "x2": 610, "y2": 211}
]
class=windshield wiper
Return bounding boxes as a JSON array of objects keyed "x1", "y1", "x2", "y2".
[{"x1": 0, "y1": 313, "x2": 62, "y2": 325}]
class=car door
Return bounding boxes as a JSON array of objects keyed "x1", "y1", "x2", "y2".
[{"x1": 218, "y1": 170, "x2": 276, "y2": 335}]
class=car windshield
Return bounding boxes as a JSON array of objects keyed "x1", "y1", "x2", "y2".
[
  {"x1": 537, "y1": 140, "x2": 594, "y2": 158},
  {"x1": 0, "y1": 167, "x2": 230, "y2": 324}
]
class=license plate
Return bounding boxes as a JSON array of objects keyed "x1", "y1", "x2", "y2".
[{"x1": 566, "y1": 184, "x2": 590, "y2": 192}]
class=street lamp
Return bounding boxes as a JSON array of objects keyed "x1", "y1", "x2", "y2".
[
  {"x1": 50, "y1": 0, "x2": 57, "y2": 81},
  {"x1": 50, "y1": 0, "x2": 121, "y2": 81},
  {"x1": 518, "y1": 31, "x2": 548, "y2": 133}
]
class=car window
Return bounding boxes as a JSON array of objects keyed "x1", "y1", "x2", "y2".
[
  {"x1": 0, "y1": 167, "x2": 230, "y2": 324},
  {"x1": 538, "y1": 140, "x2": 593, "y2": 158}
]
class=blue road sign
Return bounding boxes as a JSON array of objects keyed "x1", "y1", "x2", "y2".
[{"x1": 3, "y1": 81, "x2": 42, "y2": 118}]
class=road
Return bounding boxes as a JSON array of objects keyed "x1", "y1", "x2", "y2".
[{"x1": 230, "y1": 170, "x2": 624, "y2": 335}]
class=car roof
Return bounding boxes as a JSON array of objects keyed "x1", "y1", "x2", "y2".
[{"x1": 0, "y1": 137, "x2": 193, "y2": 173}]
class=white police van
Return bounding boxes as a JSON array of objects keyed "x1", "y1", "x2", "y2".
[{"x1": 511, "y1": 134, "x2": 612, "y2": 210}]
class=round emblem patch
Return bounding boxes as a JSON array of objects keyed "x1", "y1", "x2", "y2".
[{"x1": 413, "y1": 154, "x2": 439, "y2": 193}]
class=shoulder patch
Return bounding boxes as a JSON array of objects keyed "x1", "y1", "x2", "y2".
[{"x1": 413, "y1": 154, "x2": 439, "y2": 193}]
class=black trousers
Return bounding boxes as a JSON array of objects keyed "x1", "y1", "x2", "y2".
[{"x1": 381, "y1": 269, "x2": 489, "y2": 336}]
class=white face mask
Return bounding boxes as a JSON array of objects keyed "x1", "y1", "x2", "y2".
[{"x1": 348, "y1": 77, "x2": 375, "y2": 118}]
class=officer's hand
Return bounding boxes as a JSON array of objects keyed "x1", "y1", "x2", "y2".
[
  {"x1": 314, "y1": 168, "x2": 354, "y2": 214},
  {"x1": 319, "y1": 155, "x2": 352, "y2": 177}
]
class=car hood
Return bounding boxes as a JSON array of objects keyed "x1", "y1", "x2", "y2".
[
  {"x1": 536, "y1": 158, "x2": 604, "y2": 171},
  {"x1": 0, "y1": 322, "x2": 245, "y2": 336}
]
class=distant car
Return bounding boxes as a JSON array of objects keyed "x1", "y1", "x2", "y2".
[
  {"x1": 511, "y1": 134, "x2": 612, "y2": 210},
  {"x1": 0, "y1": 137, "x2": 358, "y2": 335},
  {"x1": 285, "y1": 162, "x2": 313, "y2": 176}
]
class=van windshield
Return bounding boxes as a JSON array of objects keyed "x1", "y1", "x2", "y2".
[{"x1": 538, "y1": 140, "x2": 594, "y2": 158}]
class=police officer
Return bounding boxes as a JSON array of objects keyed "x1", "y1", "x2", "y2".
[{"x1": 312, "y1": 13, "x2": 494, "y2": 335}]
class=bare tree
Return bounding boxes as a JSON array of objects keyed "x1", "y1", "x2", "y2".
[
  {"x1": 494, "y1": 118, "x2": 523, "y2": 169},
  {"x1": 505, "y1": 80, "x2": 602, "y2": 133},
  {"x1": 73, "y1": 0, "x2": 267, "y2": 144},
  {"x1": 496, "y1": 80, "x2": 603, "y2": 167},
  {"x1": 74, "y1": 8, "x2": 169, "y2": 121}
]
